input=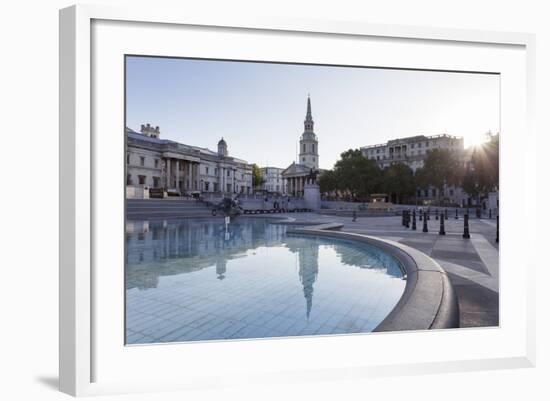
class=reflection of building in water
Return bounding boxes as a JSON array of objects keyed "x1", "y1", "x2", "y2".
[
  {"x1": 330, "y1": 241, "x2": 403, "y2": 278},
  {"x1": 297, "y1": 242, "x2": 319, "y2": 318},
  {"x1": 126, "y1": 219, "x2": 287, "y2": 290}
]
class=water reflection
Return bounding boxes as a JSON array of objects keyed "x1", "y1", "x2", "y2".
[
  {"x1": 126, "y1": 219, "x2": 402, "y2": 286},
  {"x1": 126, "y1": 218, "x2": 404, "y2": 322},
  {"x1": 126, "y1": 218, "x2": 409, "y2": 342}
]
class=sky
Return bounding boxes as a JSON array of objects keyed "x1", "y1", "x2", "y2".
[{"x1": 126, "y1": 56, "x2": 500, "y2": 170}]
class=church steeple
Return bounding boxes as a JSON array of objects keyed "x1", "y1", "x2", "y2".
[
  {"x1": 304, "y1": 95, "x2": 314, "y2": 133},
  {"x1": 299, "y1": 95, "x2": 319, "y2": 169}
]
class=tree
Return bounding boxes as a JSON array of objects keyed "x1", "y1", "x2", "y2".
[
  {"x1": 330, "y1": 149, "x2": 382, "y2": 201},
  {"x1": 251, "y1": 164, "x2": 265, "y2": 190},
  {"x1": 382, "y1": 163, "x2": 415, "y2": 204},
  {"x1": 318, "y1": 169, "x2": 338, "y2": 196},
  {"x1": 461, "y1": 134, "x2": 499, "y2": 199},
  {"x1": 421, "y1": 149, "x2": 461, "y2": 202}
]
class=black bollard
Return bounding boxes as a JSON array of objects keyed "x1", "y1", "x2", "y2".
[
  {"x1": 402, "y1": 210, "x2": 406, "y2": 226},
  {"x1": 427, "y1": 208, "x2": 431, "y2": 220},
  {"x1": 435, "y1": 209, "x2": 439, "y2": 220},
  {"x1": 496, "y1": 215, "x2": 499, "y2": 243},
  {"x1": 422, "y1": 212, "x2": 428, "y2": 232},
  {"x1": 489, "y1": 209, "x2": 492, "y2": 219},
  {"x1": 352, "y1": 210, "x2": 357, "y2": 222},
  {"x1": 462, "y1": 214, "x2": 471, "y2": 239},
  {"x1": 412, "y1": 210, "x2": 417, "y2": 230},
  {"x1": 419, "y1": 209, "x2": 423, "y2": 221},
  {"x1": 455, "y1": 208, "x2": 458, "y2": 219},
  {"x1": 445, "y1": 209, "x2": 448, "y2": 220},
  {"x1": 439, "y1": 213, "x2": 446, "y2": 235},
  {"x1": 405, "y1": 210, "x2": 410, "y2": 228}
]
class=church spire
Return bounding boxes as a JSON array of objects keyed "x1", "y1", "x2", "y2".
[{"x1": 304, "y1": 95, "x2": 314, "y2": 133}]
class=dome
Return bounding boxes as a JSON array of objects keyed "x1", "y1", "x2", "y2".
[{"x1": 218, "y1": 137, "x2": 227, "y2": 146}]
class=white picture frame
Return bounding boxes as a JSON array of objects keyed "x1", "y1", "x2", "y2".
[{"x1": 59, "y1": 4, "x2": 536, "y2": 397}]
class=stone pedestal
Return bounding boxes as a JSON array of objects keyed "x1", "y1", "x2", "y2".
[{"x1": 304, "y1": 184, "x2": 321, "y2": 211}]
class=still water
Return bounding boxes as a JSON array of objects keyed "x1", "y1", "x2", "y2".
[{"x1": 125, "y1": 218, "x2": 405, "y2": 344}]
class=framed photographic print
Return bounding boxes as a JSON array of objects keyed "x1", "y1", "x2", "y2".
[{"x1": 59, "y1": 4, "x2": 536, "y2": 397}]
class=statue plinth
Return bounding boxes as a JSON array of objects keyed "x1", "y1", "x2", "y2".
[{"x1": 304, "y1": 183, "x2": 321, "y2": 211}]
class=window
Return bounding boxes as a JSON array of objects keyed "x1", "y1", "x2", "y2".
[
  {"x1": 140, "y1": 156, "x2": 145, "y2": 166},
  {"x1": 450, "y1": 189, "x2": 454, "y2": 196},
  {"x1": 226, "y1": 184, "x2": 231, "y2": 193},
  {"x1": 153, "y1": 177, "x2": 160, "y2": 187},
  {"x1": 411, "y1": 143, "x2": 415, "y2": 148},
  {"x1": 205, "y1": 182, "x2": 210, "y2": 191},
  {"x1": 214, "y1": 168, "x2": 218, "y2": 175},
  {"x1": 126, "y1": 154, "x2": 130, "y2": 164},
  {"x1": 126, "y1": 174, "x2": 132, "y2": 185},
  {"x1": 138, "y1": 175, "x2": 146, "y2": 185},
  {"x1": 426, "y1": 141, "x2": 429, "y2": 147},
  {"x1": 312, "y1": 144, "x2": 315, "y2": 153},
  {"x1": 154, "y1": 159, "x2": 159, "y2": 168},
  {"x1": 205, "y1": 167, "x2": 209, "y2": 175},
  {"x1": 303, "y1": 144, "x2": 306, "y2": 153},
  {"x1": 313, "y1": 157, "x2": 316, "y2": 162},
  {"x1": 302, "y1": 157, "x2": 306, "y2": 162},
  {"x1": 227, "y1": 169, "x2": 230, "y2": 177}
]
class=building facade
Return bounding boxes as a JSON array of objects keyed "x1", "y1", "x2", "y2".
[
  {"x1": 261, "y1": 167, "x2": 287, "y2": 195},
  {"x1": 126, "y1": 124, "x2": 253, "y2": 197},
  {"x1": 361, "y1": 134, "x2": 464, "y2": 172},
  {"x1": 282, "y1": 96, "x2": 321, "y2": 196},
  {"x1": 361, "y1": 133, "x2": 470, "y2": 205}
]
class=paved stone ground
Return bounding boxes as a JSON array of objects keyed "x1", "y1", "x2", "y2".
[{"x1": 279, "y1": 212, "x2": 499, "y2": 328}]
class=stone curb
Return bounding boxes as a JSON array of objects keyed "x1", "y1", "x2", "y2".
[{"x1": 286, "y1": 227, "x2": 459, "y2": 332}]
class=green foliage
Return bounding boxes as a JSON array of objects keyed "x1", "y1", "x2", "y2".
[
  {"x1": 461, "y1": 136, "x2": 499, "y2": 196},
  {"x1": 319, "y1": 149, "x2": 381, "y2": 201},
  {"x1": 251, "y1": 164, "x2": 265, "y2": 189},
  {"x1": 382, "y1": 163, "x2": 415, "y2": 203},
  {"x1": 421, "y1": 148, "x2": 461, "y2": 190},
  {"x1": 320, "y1": 136, "x2": 499, "y2": 203}
]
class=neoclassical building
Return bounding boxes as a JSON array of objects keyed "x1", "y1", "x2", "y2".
[
  {"x1": 260, "y1": 166, "x2": 287, "y2": 195},
  {"x1": 126, "y1": 124, "x2": 253, "y2": 197},
  {"x1": 282, "y1": 96, "x2": 321, "y2": 196},
  {"x1": 361, "y1": 134, "x2": 464, "y2": 172},
  {"x1": 360, "y1": 133, "x2": 485, "y2": 206}
]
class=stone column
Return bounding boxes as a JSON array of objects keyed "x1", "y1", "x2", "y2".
[
  {"x1": 189, "y1": 163, "x2": 194, "y2": 190},
  {"x1": 195, "y1": 162, "x2": 199, "y2": 191},
  {"x1": 166, "y1": 158, "x2": 171, "y2": 188},
  {"x1": 187, "y1": 162, "x2": 193, "y2": 191},
  {"x1": 175, "y1": 160, "x2": 180, "y2": 193}
]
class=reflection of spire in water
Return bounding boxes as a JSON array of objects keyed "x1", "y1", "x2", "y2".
[
  {"x1": 298, "y1": 242, "x2": 319, "y2": 319},
  {"x1": 216, "y1": 259, "x2": 227, "y2": 280}
]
